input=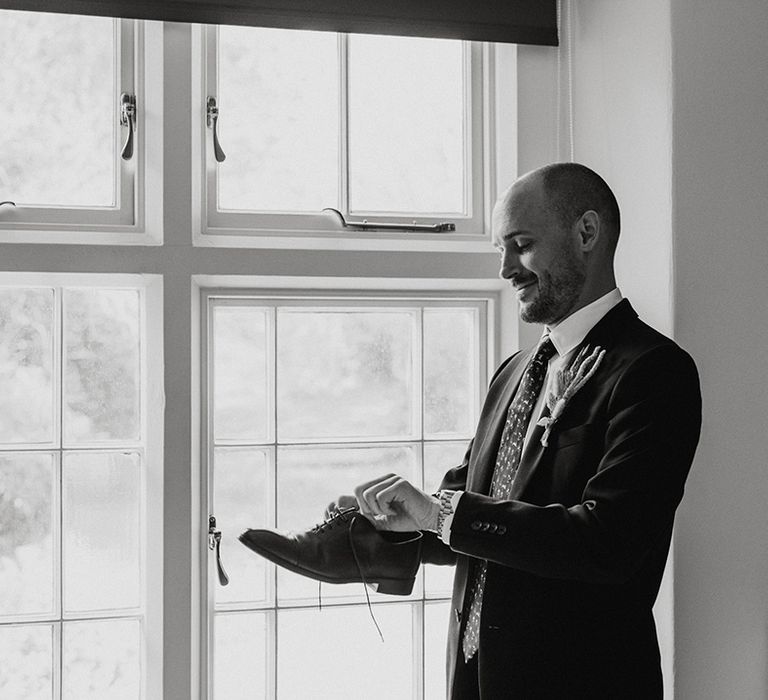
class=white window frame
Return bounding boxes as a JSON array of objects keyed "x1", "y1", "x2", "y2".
[
  {"x1": 194, "y1": 275, "x2": 517, "y2": 699},
  {"x1": 0, "y1": 271, "x2": 164, "y2": 700},
  {"x1": 0, "y1": 20, "x2": 164, "y2": 246},
  {"x1": 192, "y1": 27, "x2": 500, "y2": 252},
  {"x1": 1, "y1": 19, "x2": 558, "y2": 700}
]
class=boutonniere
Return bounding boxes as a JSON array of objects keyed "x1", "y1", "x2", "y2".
[{"x1": 537, "y1": 345, "x2": 606, "y2": 447}]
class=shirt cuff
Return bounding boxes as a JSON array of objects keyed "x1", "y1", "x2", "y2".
[{"x1": 439, "y1": 490, "x2": 464, "y2": 545}]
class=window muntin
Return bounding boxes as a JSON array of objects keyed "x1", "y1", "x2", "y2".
[
  {"x1": 200, "y1": 27, "x2": 486, "y2": 242},
  {"x1": 0, "y1": 280, "x2": 156, "y2": 699},
  {"x1": 205, "y1": 294, "x2": 487, "y2": 699}
]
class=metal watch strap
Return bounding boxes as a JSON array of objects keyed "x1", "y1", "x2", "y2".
[{"x1": 436, "y1": 489, "x2": 456, "y2": 534}]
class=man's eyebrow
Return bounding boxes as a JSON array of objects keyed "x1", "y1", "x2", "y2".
[{"x1": 498, "y1": 230, "x2": 532, "y2": 242}]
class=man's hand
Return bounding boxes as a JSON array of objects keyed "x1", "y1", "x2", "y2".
[
  {"x1": 353, "y1": 473, "x2": 440, "y2": 532},
  {"x1": 324, "y1": 495, "x2": 357, "y2": 519}
]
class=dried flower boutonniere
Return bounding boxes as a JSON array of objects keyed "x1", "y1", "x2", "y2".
[{"x1": 537, "y1": 345, "x2": 606, "y2": 447}]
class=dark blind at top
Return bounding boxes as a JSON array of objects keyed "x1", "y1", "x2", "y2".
[{"x1": 0, "y1": 0, "x2": 558, "y2": 45}]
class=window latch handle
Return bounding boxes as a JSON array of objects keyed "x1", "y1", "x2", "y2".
[
  {"x1": 206, "y1": 97, "x2": 226, "y2": 163},
  {"x1": 120, "y1": 93, "x2": 136, "y2": 161},
  {"x1": 208, "y1": 515, "x2": 230, "y2": 586},
  {"x1": 322, "y1": 207, "x2": 456, "y2": 233}
]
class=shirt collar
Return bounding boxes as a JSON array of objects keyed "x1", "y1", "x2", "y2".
[{"x1": 544, "y1": 288, "x2": 623, "y2": 358}]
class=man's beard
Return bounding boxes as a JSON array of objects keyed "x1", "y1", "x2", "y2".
[{"x1": 519, "y1": 261, "x2": 586, "y2": 325}]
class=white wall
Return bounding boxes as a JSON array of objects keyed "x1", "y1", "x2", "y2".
[
  {"x1": 562, "y1": 0, "x2": 677, "y2": 693},
  {"x1": 671, "y1": 1, "x2": 768, "y2": 697},
  {"x1": 568, "y1": 0, "x2": 768, "y2": 697}
]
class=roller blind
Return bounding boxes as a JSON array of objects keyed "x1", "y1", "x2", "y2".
[{"x1": 0, "y1": 0, "x2": 558, "y2": 45}]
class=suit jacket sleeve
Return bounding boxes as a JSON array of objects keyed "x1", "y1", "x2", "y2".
[{"x1": 448, "y1": 344, "x2": 702, "y2": 583}]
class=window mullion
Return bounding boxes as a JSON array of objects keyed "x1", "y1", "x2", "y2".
[{"x1": 339, "y1": 33, "x2": 350, "y2": 216}]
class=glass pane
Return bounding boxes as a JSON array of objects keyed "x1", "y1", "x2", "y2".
[
  {"x1": 0, "y1": 11, "x2": 115, "y2": 207},
  {"x1": 0, "y1": 453, "x2": 55, "y2": 618},
  {"x1": 214, "y1": 448, "x2": 270, "y2": 606},
  {"x1": 0, "y1": 624, "x2": 53, "y2": 700},
  {"x1": 277, "y1": 309, "x2": 417, "y2": 440},
  {"x1": 349, "y1": 35, "x2": 465, "y2": 214},
  {"x1": 214, "y1": 612, "x2": 268, "y2": 700},
  {"x1": 276, "y1": 444, "x2": 419, "y2": 604},
  {"x1": 217, "y1": 26, "x2": 339, "y2": 212},
  {"x1": 213, "y1": 306, "x2": 270, "y2": 442},
  {"x1": 425, "y1": 602, "x2": 451, "y2": 700},
  {"x1": 424, "y1": 308, "x2": 478, "y2": 437},
  {"x1": 64, "y1": 288, "x2": 140, "y2": 444},
  {"x1": 63, "y1": 452, "x2": 141, "y2": 613},
  {"x1": 424, "y1": 441, "x2": 467, "y2": 597},
  {"x1": 62, "y1": 619, "x2": 140, "y2": 700},
  {"x1": 277, "y1": 604, "x2": 414, "y2": 699},
  {"x1": 0, "y1": 288, "x2": 54, "y2": 444}
]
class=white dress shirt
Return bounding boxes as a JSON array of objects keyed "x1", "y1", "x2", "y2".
[{"x1": 438, "y1": 288, "x2": 623, "y2": 544}]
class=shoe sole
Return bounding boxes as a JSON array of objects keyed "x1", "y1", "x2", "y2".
[{"x1": 237, "y1": 532, "x2": 415, "y2": 596}]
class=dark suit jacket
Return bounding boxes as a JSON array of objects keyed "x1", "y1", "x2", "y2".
[{"x1": 421, "y1": 299, "x2": 702, "y2": 699}]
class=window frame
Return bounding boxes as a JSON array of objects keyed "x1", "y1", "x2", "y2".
[
  {"x1": 0, "y1": 19, "x2": 164, "y2": 246},
  {"x1": 193, "y1": 27, "x2": 496, "y2": 251},
  {"x1": 0, "y1": 270, "x2": 164, "y2": 700},
  {"x1": 0, "y1": 18, "x2": 543, "y2": 700},
  {"x1": 196, "y1": 276, "x2": 515, "y2": 699}
]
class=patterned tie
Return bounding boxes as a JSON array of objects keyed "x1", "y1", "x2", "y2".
[{"x1": 462, "y1": 335, "x2": 556, "y2": 661}]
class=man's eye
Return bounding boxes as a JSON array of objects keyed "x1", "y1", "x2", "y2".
[{"x1": 515, "y1": 241, "x2": 532, "y2": 253}]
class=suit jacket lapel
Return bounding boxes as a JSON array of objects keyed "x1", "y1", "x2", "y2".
[
  {"x1": 468, "y1": 348, "x2": 533, "y2": 495},
  {"x1": 508, "y1": 299, "x2": 638, "y2": 499}
]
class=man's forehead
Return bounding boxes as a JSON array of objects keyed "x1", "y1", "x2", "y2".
[{"x1": 492, "y1": 183, "x2": 540, "y2": 238}]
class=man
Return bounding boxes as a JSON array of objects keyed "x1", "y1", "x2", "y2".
[{"x1": 332, "y1": 163, "x2": 701, "y2": 698}]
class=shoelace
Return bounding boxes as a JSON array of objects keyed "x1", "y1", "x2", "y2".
[{"x1": 313, "y1": 507, "x2": 385, "y2": 643}]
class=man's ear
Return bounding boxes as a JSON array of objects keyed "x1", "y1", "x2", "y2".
[{"x1": 575, "y1": 210, "x2": 600, "y2": 251}]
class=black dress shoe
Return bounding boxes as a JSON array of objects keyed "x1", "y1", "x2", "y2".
[{"x1": 238, "y1": 507, "x2": 422, "y2": 595}]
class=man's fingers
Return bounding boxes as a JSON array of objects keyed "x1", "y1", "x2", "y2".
[
  {"x1": 373, "y1": 478, "x2": 411, "y2": 516},
  {"x1": 353, "y1": 473, "x2": 396, "y2": 517},
  {"x1": 324, "y1": 494, "x2": 356, "y2": 518},
  {"x1": 362, "y1": 474, "x2": 401, "y2": 517}
]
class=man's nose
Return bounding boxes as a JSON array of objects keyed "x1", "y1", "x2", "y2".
[{"x1": 499, "y1": 248, "x2": 520, "y2": 280}]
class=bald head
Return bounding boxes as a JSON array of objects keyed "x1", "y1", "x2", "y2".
[{"x1": 525, "y1": 162, "x2": 621, "y2": 252}]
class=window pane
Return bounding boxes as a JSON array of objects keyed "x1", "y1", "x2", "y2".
[
  {"x1": 217, "y1": 26, "x2": 339, "y2": 212},
  {"x1": 0, "y1": 453, "x2": 55, "y2": 618},
  {"x1": 64, "y1": 288, "x2": 140, "y2": 444},
  {"x1": 0, "y1": 288, "x2": 54, "y2": 444},
  {"x1": 214, "y1": 448, "x2": 270, "y2": 606},
  {"x1": 0, "y1": 11, "x2": 115, "y2": 207},
  {"x1": 425, "y1": 602, "x2": 451, "y2": 700},
  {"x1": 62, "y1": 619, "x2": 140, "y2": 700},
  {"x1": 63, "y1": 452, "x2": 141, "y2": 613},
  {"x1": 424, "y1": 308, "x2": 478, "y2": 437},
  {"x1": 0, "y1": 624, "x2": 53, "y2": 700},
  {"x1": 278, "y1": 604, "x2": 414, "y2": 699},
  {"x1": 277, "y1": 444, "x2": 419, "y2": 604},
  {"x1": 214, "y1": 612, "x2": 268, "y2": 700},
  {"x1": 424, "y1": 441, "x2": 467, "y2": 597},
  {"x1": 213, "y1": 306, "x2": 270, "y2": 442},
  {"x1": 277, "y1": 309, "x2": 417, "y2": 440},
  {"x1": 349, "y1": 35, "x2": 465, "y2": 214}
]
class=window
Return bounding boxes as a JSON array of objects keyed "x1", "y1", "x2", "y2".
[
  {"x1": 0, "y1": 274, "x2": 163, "y2": 699},
  {"x1": 0, "y1": 11, "x2": 162, "y2": 244},
  {"x1": 0, "y1": 13, "x2": 528, "y2": 700},
  {"x1": 196, "y1": 26, "x2": 490, "y2": 248},
  {"x1": 204, "y1": 290, "x2": 492, "y2": 699}
]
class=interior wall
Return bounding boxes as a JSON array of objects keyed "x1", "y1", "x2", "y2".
[
  {"x1": 670, "y1": 1, "x2": 768, "y2": 697},
  {"x1": 567, "y1": 0, "x2": 768, "y2": 697},
  {"x1": 559, "y1": 0, "x2": 677, "y2": 693}
]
